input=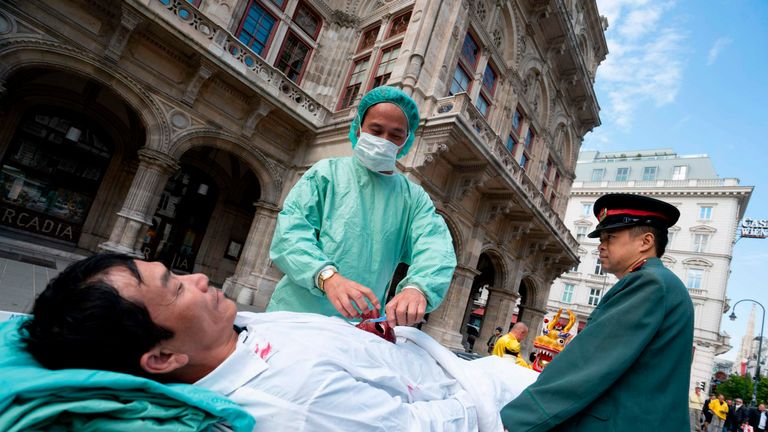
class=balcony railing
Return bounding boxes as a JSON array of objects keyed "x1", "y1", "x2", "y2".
[
  {"x1": 432, "y1": 94, "x2": 578, "y2": 252},
  {"x1": 573, "y1": 178, "x2": 741, "y2": 189},
  {"x1": 144, "y1": 0, "x2": 329, "y2": 128}
]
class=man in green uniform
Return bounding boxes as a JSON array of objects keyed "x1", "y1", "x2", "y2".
[
  {"x1": 500, "y1": 193, "x2": 694, "y2": 431},
  {"x1": 267, "y1": 86, "x2": 457, "y2": 327}
]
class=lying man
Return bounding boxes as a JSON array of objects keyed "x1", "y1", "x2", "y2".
[{"x1": 22, "y1": 254, "x2": 537, "y2": 431}]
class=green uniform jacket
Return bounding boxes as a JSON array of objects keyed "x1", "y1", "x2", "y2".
[
  {"x1": 501, "y1": 258, "x2": 693, "y2": 431},
  {"x1": 267, "y1": 157, "x2": 456, "y2": 316}
]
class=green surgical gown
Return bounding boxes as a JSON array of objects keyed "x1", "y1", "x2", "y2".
[{"x1": 267, "y1": 157, "x2": 457, "y2": 317}]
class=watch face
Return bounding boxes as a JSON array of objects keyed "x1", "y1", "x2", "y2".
[{"x1": 321, "y1": 269, "x2": 334, "y2": 279}]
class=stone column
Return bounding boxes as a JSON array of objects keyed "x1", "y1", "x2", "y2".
[
  {"x1": 476, "y1": 289, "x2": 519, "y2": 354},
  {"x1": 520, "y1": 306, "x2": 547, "y2": 357},
  {"x1": 99, "y1": 148, "x2": 179, "y2": 256},
  {"x1": 222, "y1": 201, "x2": 281, "y2": 310},
  {"x1": 422, "y1": 264, "x2": 479, "y2": 351}
]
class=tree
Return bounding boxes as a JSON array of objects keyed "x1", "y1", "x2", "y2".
[
  {"x1": 716, "y1": 374, "x2": 768, "y2": 405},
  {"x1": 717, "y1": 374, "x2": 753, "y2": 401}
]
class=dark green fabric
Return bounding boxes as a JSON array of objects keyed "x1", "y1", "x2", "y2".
[
  {"x1": 500, "y1": 258, "x2": 694, "y2": 431},
  {"x1": 0, "y1": 318, "x2": 255, "y2": 432}
]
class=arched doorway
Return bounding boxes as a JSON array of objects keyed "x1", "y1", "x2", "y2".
[
  {"x1": 0, "y1": 109, "x2": 113, "y2": 244},
  {"x1": 461, "y1": 253, "x2": 496, "y2": 351},
  {"x1": 141, "y1": 165, "x2": 218, "y2": 273},
  {"x1": 0, "y1": 68, "x2": 146, "y2": 251},
  {"x1": 141, "y1": 146, "x2": 261, "y2": 284},
  {"x1": 516, "y1": 277, "x2": 536, "y2": 325}
]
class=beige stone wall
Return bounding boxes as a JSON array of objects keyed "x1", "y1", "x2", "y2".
[{"x1": 0, "y1": 0, "x2": 606, "y2": 352}]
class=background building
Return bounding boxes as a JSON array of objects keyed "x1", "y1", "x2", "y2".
[
  {"x1": 547, "y1": 148, "x2": 752, "y2": 392},
  {"x1": 0, "y1": 0, "x2": 607, "y2": 351}
]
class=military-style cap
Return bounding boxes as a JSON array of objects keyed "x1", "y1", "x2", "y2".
[{"x1": 587, "y1": 193, "x2": 680, "y2": 238}]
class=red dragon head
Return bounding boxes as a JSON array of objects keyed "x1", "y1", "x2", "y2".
[{"x1": 531, "y1": 308, "x2": 575, "y2": 372}]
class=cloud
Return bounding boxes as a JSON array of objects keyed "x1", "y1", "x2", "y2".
[
  {"x1": 594, "y1": 0, "x2": 686, "y2": 131},
  {"x1": 707, "y1": 37, "x2": 733, "y2": 65}
]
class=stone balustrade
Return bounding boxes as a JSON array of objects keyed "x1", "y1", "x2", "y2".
[
  {"x1": 145, "y1": 0, "x2": 329, "y2": 128},
  {"x1": 433, "y1": 94, "x2": 579, "y2": 253}
]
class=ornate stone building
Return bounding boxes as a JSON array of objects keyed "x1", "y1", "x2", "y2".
[
  {"x1": 548, "y1": 149, "x2": 753, "y2": 392},
  {"x1": 0, "y1": 0, "x2": 606, "y2": 351}
]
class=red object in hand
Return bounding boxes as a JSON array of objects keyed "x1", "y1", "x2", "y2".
[{"x1": 355, "y1": 310, "x2": 396, "y2": 343}]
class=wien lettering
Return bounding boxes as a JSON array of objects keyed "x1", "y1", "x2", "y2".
[{"x1": 1, "y1": 207, "x2": 74, "y2": 241}]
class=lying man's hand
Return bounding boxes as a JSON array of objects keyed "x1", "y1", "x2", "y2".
[
  {"x1": 323, "y1": 274, "x2": 380, "y2": 319},
  {"x1": 385, "y1": 288, "x2": 426, "y2": 327}
]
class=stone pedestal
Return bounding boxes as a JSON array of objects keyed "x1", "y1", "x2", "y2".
[
  {"x1": 422, "y1": 265, "x2": 479, "y2": 351},
  {"x1": 222, "y1": 201, "x2": 280, "y2": 309},
  {"x1": 100, "y1": 148, "x2": 178, "y2": 256}
]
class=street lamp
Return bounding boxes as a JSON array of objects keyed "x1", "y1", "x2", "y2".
[{"x1": 729, "y1": 299, "x2": 765, "y2": 407}]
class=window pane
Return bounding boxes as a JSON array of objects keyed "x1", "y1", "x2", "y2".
[
  {"x1": 371, "y1": 45, "x2": 400, "y2": 88},
  {"x1": 616, "y1": 167, "x2": 629, "y2": 181},
  {"x1": 524, "y1": 129, "x2": 534, "y2": 149},
  {"x1": 694, "y1": 233, "x2": 709, "y2": 253},
  {"x1": 475, "y1": 94, "x2": 490, "y2": 116},
  {"x1": 461, "y1": 33, "x2": 479, "y2": 68},
  {"x1": 699, "y1": 206, "x2": 712, "y2": 220},
  {"x1": 520, "y1": 152, "x2": 529, "y2": 170},
  {"x1": 576, "y1": 226, "x2": 588, "y2": 242},
  {"x1": 594, "y1": 261, "x2": 604, "y2": 275},
  {"x1": 268, "y1": 0, "x2": 285, "y2": 7},
  {"x1": 293, "y1": 2, "x2": 321, "y2": 39},
  {"x1": 506, "y1": 136, "x2": 516, "y2": 153},
  {"x1": 512, "y1": 109, "x2": 523, "y2": 132},
  {"x1": 449, "y1": 66, "x2": 470, "y2": 95},
  {"x1": 582, "y1": 203, "x2": 592, "y2": 217},
  {"x1": 275, "y1": 32, "x2": 311, "y2": 82},
  {"x1": 642, "y1": 166, "x2": 657, "y2": 181},
  {"x1": 238, "y1": 2, "x2": 277, "y2": 56},
  {"x1": 591, "y1": 169, "x2": 604, "y2": 181},
  {"x1": 388, "y1": 11, "x2": 411, "y2": 38},
  {"x1": 340, "y1": 57, "x2": 370, "y2": 108},
  {"x1": 588, "y1": 288, "x2": 602, "y2": 306},
  {"x1": 482, "y1": 64, "x2": 496, "y2": 95},
  {"x1": 358, "y1": 26, "x2": 379, "y2": 52},
  {"x1": 672, "y1": 165, "x2": 688, "y2": 180},
  {"x1": 562, "y1": 284, "x2": 574, "y2": 303},
  {"x1": 687, "y1": 269, "x2": 703, "y2": 289}
]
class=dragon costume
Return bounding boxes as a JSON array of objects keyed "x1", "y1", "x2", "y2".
[{"x1": 530, "y1": 308, "x2": 575, "y2": 372}]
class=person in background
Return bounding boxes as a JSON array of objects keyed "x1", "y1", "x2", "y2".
[
  {"x1": 690, "y1": 386, "x2": 705, "y2": 432},
  {"x1": 709, "y1": 394, "x2": 729, "y2": 432},
  {"x1": 267, "y1": 86, "x2": 456, "y2": 328},
  {"x1": 748, "y1": 403, "x2": 766, "y2": 432},
  {"x1": 487, "y1": 327, "x2": 503, "y2": 354}
]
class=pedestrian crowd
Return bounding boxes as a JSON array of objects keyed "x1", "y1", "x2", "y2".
[{"x1": 690, "y1": 388, "x2": 767, "y2": 432}]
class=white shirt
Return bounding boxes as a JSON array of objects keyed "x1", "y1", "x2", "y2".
[
  {"x1": 759, "y1": 410, "x2": 766, "y2": 428},
  {"x1": 196, "y1": 312, "x2": 537, "y2": 432}
]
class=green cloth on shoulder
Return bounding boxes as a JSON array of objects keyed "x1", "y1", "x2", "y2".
[{"x1": 0, "y1": 318, "x2": 255, "y2": 432}]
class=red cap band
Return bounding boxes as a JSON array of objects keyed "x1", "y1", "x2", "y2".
[{"x1": 599, "y1": 209, "x2": 669, "y2": 223}]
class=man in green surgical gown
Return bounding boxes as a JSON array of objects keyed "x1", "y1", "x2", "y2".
[{"x1": 267, "y1": 86, "x2": 457, "y2": 328}]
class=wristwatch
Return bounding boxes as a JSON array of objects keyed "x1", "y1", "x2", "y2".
[{"x1": 317, "y1": 266, "x2": 338, "y2": 292}]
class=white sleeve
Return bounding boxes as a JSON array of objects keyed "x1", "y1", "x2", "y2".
[{"x1": 302, "y1": 369, "x2": 479, "y2": 432}]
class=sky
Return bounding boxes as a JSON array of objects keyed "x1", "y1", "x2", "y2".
[{"x1": 586, "y1": 0, "x2": 768, "y2": 362}]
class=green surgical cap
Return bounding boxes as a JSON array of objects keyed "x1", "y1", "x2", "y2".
[{"x1": 348, "y1": 86, "x2": 421, "y2": 158}]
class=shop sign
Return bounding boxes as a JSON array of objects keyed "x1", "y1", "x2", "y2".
[
  {"x1": 0, "y1": 204, "x2": 79, "y2": 241},
  {"x1": 741, "y1": 218, "x2": 768, "y2": 239}
]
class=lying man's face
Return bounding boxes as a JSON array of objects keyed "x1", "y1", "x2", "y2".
[{"x1": 106, "y1": 260, "x2": 238, "y2": 376}]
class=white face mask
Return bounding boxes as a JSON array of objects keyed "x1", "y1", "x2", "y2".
[{"x1": 354, "y1": 132, "x2": 401, "y2": 174}]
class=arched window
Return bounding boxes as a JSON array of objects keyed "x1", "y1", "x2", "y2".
[{"x1": 0, "y1": 109, "x2": 113, "y2": 243}]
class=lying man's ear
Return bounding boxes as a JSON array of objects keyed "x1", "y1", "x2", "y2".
[{"x1": 140, "y1": 346, "x2": 189, "y2": 375}]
